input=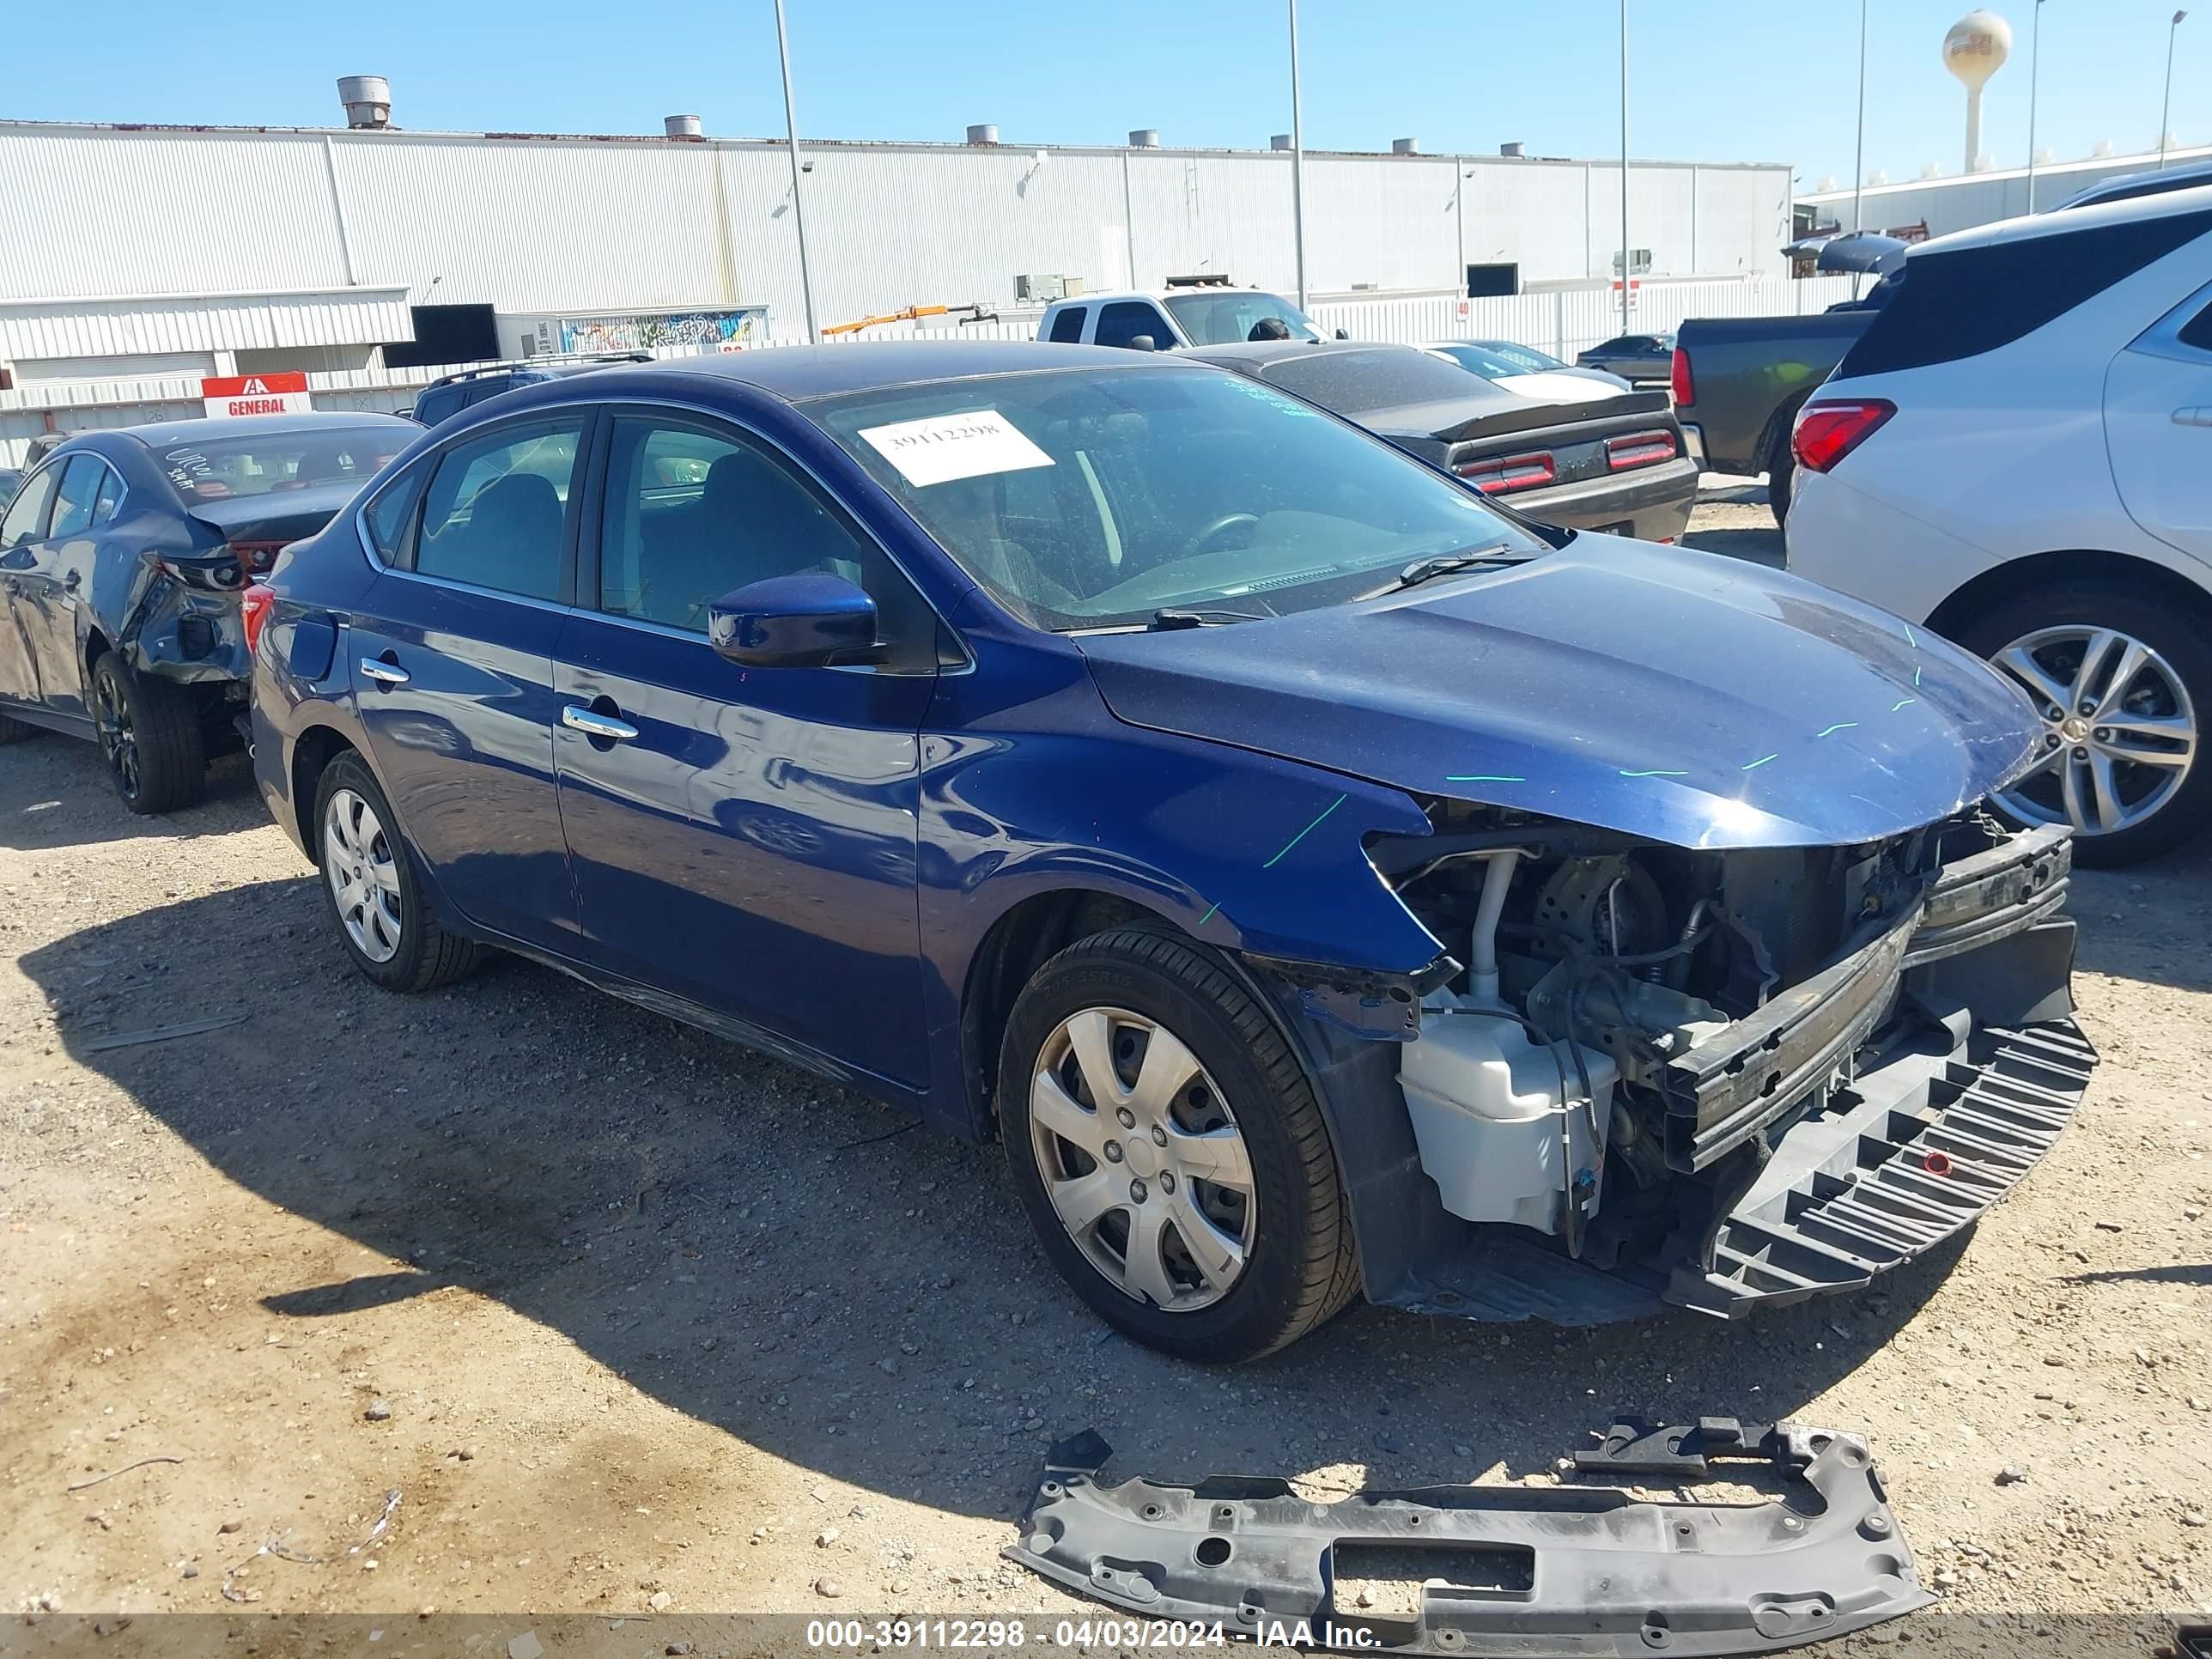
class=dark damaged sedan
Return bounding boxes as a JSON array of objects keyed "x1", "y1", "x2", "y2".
[
  {"x1": 247, "y1": 343, "x2": 2093, "y2": 1364},
  {"x1": 0, "y1": 412, "x2": 414, "y2": 811}
]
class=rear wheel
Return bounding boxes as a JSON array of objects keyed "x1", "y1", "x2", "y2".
[
  {"x1": 1765, "y1": 429, "x2": 1797, "y2": 526},
  {"x1": 1961, "y1": 584, "x2": 2209, "y2": 866},
  {"x1": 0, "y1": 710, "x2": 41, "y2": 744},
  {"x1": 313, "y1": 750, "x2": 483, "y2": 992},
  {"x1": 90, "y1": 651, "x2": 205, "y2": 814},
  {"x1": 1000, "y1": 928, "x2": 1358, "y2": 1363}
]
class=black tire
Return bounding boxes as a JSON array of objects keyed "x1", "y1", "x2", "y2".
[
  {"x1": 1000, "y1": 927, "x2": 1359, "y2": 1364},
  {"x1": 0, "y1": 710, "x2": 42, "y2": 744},
  {"x1": 89, "y1": 651, "x2": 205, "y2": 814},
  {"x1": 312, "y1": 750, "x2": 483, "y2": 992},
  {"x1": 1957, "y1": 582, "x2": 2212, "y2": 866},
  {"x1": 1765, "y1": 430, "x2": 1796, "y2": 526}
]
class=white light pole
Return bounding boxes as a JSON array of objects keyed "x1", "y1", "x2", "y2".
[
  {"x1": 1287, "y1": 0, "x2": 1310, "y2": 312},
  {"x1": 2025, "y1": 0, "x2": 2047, "y2": 212},
  {"x1": 773, "y1": 0, "x2": 819, "y2": 343},
  {"x1": 1851, "y1": 0, "x2": 1869, "y2": 234},
  {"x1": 1619, "y1": 0, "x2": 1631, "y2": 337},
  {"x1": 2162, "y1": 9, "x2": 2190, "y2": 169}
]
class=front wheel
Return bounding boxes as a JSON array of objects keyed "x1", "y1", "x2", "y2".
[
  {"x1": 1000, "y1": 928, "x2": 1359, "y2": 1363},
  {"x1": 1962, "y1": 584, "x2": 2209, "y2": 866}
]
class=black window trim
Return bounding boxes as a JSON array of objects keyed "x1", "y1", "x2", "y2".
[{"x1": 2128, "y1": 276, "x2": 2212, "y2": 364}]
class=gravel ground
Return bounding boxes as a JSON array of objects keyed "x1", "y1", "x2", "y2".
[{"x1": 3, "y1": 488, "x2": 2208, "y2": 1655}]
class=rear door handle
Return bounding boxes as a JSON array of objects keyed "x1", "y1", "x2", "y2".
[
  {"x1": 2172, "y1": 407, "x2": 2212, "y2": 427},
  {"x1": 562, "y1": 704, "x2": 639, "y2": 742},
  {"x1": 359, "y1": 658, "x2": 410, "y2": 685}
]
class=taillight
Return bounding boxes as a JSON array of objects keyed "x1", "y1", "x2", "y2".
[
  {"x1": 1455, "y1": 451, "x2": 1556, "y2": 495},
  {"x1": 1669, "y1": 346, "x2": 1694, "y2": 407},
  {"x1": 241, "y1": 582, "x2": 276, "y2": 656},
  {"x1": 229, "y1": 540, "x2": 286, "y2": 575},
  {"x1": 1792, "y1": 398, "x2": 1896, "y2": 473},
  {"x1": 1605, "y1": 428, "x2": 1678, "y2": 471}
]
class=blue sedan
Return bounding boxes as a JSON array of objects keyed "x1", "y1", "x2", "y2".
[{"x1": 249, "y1": 343, "x2": 2093, "y2": 1361}]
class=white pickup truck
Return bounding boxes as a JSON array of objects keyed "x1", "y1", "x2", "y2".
[{"x1": 1037, "y1": 284, "x2": 1341, "y2": 351}]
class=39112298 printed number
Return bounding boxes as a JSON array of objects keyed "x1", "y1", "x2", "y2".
[{"x1": 805, "y1": 1618, "x2": 1231, "y2": 1649}]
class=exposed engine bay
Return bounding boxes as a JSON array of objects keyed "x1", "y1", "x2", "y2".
[{"x1": 1346, "y1": 801, "x2": 2094, "y2": 1320}]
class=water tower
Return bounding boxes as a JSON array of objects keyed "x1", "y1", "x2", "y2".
[{"x1": 1943, "y1": 10, "x2": 2014, "y2": 173}]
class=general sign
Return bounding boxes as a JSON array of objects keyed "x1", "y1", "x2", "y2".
[{"x1": 200, "y1": 373, "x2": 313, "y2": 419}]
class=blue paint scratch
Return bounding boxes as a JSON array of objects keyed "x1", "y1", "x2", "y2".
[
  {"x1": 1892, "y1": 696, "x2": 1917, "y2": 712},
  {"x1": 1620, "y1": 768, "x2": 1691, "y2": 778},
  {"x1": 1741, "y1": 752, "x2": 1779, "y2": 770},
  {"x1": 1263, "y1": 793, "x2": 1347, "y2": 868},
  {"x1": 1815, "y1": 721, "x2": 1859, "y2": 738},
  {"x1": 1446, "y1": 773, "x2": 1527, "y2": 783}
]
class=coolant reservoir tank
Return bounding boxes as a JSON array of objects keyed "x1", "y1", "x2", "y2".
[{"x1": 1398, "y1": 1008, "x2": 1618, "y2": 1234}]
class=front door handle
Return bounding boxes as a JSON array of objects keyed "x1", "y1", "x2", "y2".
[
  {"x1": 2172, "y1": 407, "x2": 2212, "y2": 427},
  {"x1": 359, "y1": 658, "x2": 410, "y2": 685},
  {"x1": 562, "y1": 703, "x2": 639, "y2": 742}
]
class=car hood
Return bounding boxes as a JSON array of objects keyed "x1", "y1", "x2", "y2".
[{"x1": 1075, "y1": 538, "x2": 2042, "y2": 849}]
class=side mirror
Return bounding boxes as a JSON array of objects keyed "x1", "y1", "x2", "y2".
[
  {"x1": 1127, "y1": 334, "x2": 1158, "y2": 352},
  {"x1": 708, "y1": 572, "x2": 878, "y2": 668},
  {"x1": 1334, "y1": 328, "x2": 1351, "y2": 340}
]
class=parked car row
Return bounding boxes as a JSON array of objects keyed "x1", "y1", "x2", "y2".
[{"x1": 3, "y1": 326, "x2": 2098, "y2": 1364}]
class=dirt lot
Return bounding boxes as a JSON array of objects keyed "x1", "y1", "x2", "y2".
[{"x1": 3, "y1": 490, "x2": 2209, "y2": 1653}]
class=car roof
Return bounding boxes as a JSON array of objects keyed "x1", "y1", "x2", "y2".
[
  {"x1": 2055, "y1": 155, "x2": 2212, "y2": 211},
  {"x1": 1912, "y1": 179, "x2": 2212, "y2": 258},
  {"x1": 104, "y1": 410, "x2": 417, "y2": 447},
  {"x1": 1178, "y1": 338, "x2": 1387, "y2": 369},
  {"x1": 646, "y1": 339, "x2": 1192, "y2": 400},
  {"x1": 1049, "y1": 287, "x2": 1286, "y2": 306}
]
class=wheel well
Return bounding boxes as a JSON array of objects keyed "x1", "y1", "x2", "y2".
[
  {"x1": 1756, "y1": 388, "x2": 1814, "y2": 472},
  {"x1": 1924, "y1": 550, "x2": 2212, "y2": 641},
  {"x1": 289, "y1": 726, "x2": 358, "y2": 855},
  {"x1": 959, "y1": 890, "x2": 1157, "y2": 1134},
  {"x1": 82, "y1": 628, "x2": 113, "y2": 681}
]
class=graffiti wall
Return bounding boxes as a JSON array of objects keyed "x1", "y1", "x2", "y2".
[{"x1": 554, "y1": 307, "x2": 772, "y2": 355}]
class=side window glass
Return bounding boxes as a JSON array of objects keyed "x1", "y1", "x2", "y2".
[
  {"x1": 1, "y1": 465, "x2": 59, "y2": 550},
  {"x1": 49, "y1": 456, "x2": 105, "y2": 538},
  {"x1": 2178, "y1": 297, "x2": 2212, "y2": 354},
  {"x1": 1048, "y1": 307, "x2": 1088, "y2": 343},
  {"x1": 414, "y1": 419, "x2": 582, "y2": 601},
  {"x1": 1093, "y1": 301, "x2": 1171, "y2": 349},
  {"x1": 91, "y1": 465, "x2": 126, "y2": 527},
  {"x1": 362, "y1": 460, "x2": 430, "y2": 566},
  {"x1": 599, "y1": 416, "x2": 933, "y2": 666}
]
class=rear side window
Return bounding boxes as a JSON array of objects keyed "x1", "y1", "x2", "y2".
[
  {"x1": 413, "y1": 419, "x2": 583, "y2": 602},
  {"x1": 2178, "y1": 296, "x2": 2212, "y2": 354},
  {"x1": 362, "y1": 462, "x2": 429, "y2": 565},
  {"x1": 1840, "y1": 208, "x2": 2212, "y2": 379},
  {"x1": 1047, "y1": 307, "x2": 1088, "y2": 343},
  {"x1": 0, "y1": 464, "x2": 58, "y2": 550},
  {"x1": 1093, "y1": 301, "x2": 1172, "y2": 350},
  {"x1": 92, "y1": 465, "x2": 125, "y2": 526},
  {"x1": 49, "y1": 456, "x2": 106, "y2": 538}
]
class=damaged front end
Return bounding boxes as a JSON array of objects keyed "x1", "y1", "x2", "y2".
[
  {"x1": 1298, "y1": 803, "x2": 2092, "y2": 1326},
  {"x1": 1010, "y1": 1422, "x2": 1932, "y2": 1656}
]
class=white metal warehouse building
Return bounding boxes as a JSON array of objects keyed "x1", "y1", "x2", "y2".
[
  {"x1": 1796, "y1": 140, "x2": 2212, "y2": 239},
  {"x1": 1, "y1": 110, "x2": 1806, "y2": 464}
]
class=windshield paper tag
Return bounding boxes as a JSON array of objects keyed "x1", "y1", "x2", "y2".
[{"x1": 857, "y1": 410, "x2": 1054, "y2": 488}]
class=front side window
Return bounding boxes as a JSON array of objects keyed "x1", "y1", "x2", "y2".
[
  {"x1": 48, "y1": 456, "x2": 106, "y2": 538},
  {"x1": 413, "y1": 419, "x2": 583, "y2": 601},
  {"x1": 810, "y1": 364, "x2": 1542, "y2": 632},
  {"x1": 1162, "y1": 290, "x2": 1322, "y2": 346},
  {"x1": 0, "y1": 464, "x2": 59, "y2": 550},
  {"x1": 1093, "y1": 301, "x2": 1174, "y2": 350},
  {"x1": 597, "y1": 415, "x2": 932, "y2": 663}
]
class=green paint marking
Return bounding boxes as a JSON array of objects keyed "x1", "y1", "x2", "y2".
[
  {"x1": 1814, "y1": 721, "x2": 1859, "y2": 738},
  {"x1": 1620, "y1": 768, "x2": 1691, "y2": 778},
  {"x1": 1263, "y1": 792, "x2": 1347, "y2": 868},
  {"x1": 1196, "y1": 902, "x2": 1220, "y2": 927},
  {"x1": 1914, "y1": 665, "x2": 1923, "y2": 687},
  {"x1": 1445, "y1": 774, "x2": 1527, "y2": 783},
  {"x1": 1891, "y1": 696, "x2": 1917, "y2": 712},
  {"x1": 1904, "y1": 623, "x2": 1917, "y2": 647},
  {"x1": 1741, "y1": 752, "x2": 1779, "y2": 770}
]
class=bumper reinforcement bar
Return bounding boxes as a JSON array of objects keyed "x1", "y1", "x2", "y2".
[{"x1": 1010, "y1": 1423, "x2": 1932, "y2": 1656}]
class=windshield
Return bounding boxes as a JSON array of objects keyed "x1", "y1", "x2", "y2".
[
  {"x1": 1456, "y1": 340, "x2": 1567, "y2": 375},
  {"x1": 158, "y1": 427, "x2": 406, "y2": 501},
  {"x1": 1162, "y1": 290, "x2": 1322, "y2": 345},
  {"x1": 810, "y1": 365, "x2": 1542, "y2": 631}
]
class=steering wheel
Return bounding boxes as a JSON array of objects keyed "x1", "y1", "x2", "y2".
[{"x1": 1181, "y1": 513, "x2": 1260, "y2": 558}]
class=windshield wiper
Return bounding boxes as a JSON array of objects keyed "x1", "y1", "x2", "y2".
[
  {"x1": 1148, "y1": 608, "x2": 1270, "y2": 630},
  {"x1": 1355, "y1": 542, "x2": 1522, "y2": 602}
]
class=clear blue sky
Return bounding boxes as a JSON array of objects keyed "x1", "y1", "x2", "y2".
[{"x1": 3, "y1": 0, "x2": 2200, "y2": 191}]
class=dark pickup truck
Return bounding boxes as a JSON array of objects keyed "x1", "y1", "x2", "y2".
[{"x1": 1671, "y1": 311, "x2": 1874, "y2": 523}]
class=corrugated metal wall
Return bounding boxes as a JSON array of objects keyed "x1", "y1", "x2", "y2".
[
  {"x1": 1796, "y1": 143, "x2": 2212, "y2": 239},
  {"x1": 0, "y1": 289, "x2": 411, "y2": 362}
]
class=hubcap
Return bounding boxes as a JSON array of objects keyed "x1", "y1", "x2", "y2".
[
  {"x1": 1028, "y1": 1007, "x2": 1257, "y2": 1312},
  {"x1": 94, "y1": 671, "x2": 139, "y2": 799},
  {"x1": 1989, "y1": 625, "x2": 2197, "y2": 838},
  {"x1": 323, "y1": 788, "x2": 404, "y2": 963}
]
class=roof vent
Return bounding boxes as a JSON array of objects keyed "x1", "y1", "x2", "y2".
[
  {"x1": 1129, "y1": 128, "x2": 1160, "y2": 148},
  {"x1": 665, "y1": 114, "x2": 703, "y2": 140},
  {"x1": 966, "y1": 123, "x2": 1000, "y2": 146},
  {"x1": 337, "y1": 76, "x2": 392, "y2": 130},
  {"x1": 1271, "y1": 132, "x2": 1293, "y2": 151},
  {"x1": 1922, "y1": 161, "x2": 1942, "y2": 178},
  {"x1": 1392, "y1": 137, "x2": 1420, "y2": 155},
  {"x1": 2092, "y1": 137, "x2": 2113, "y2": 157},
  {"x1": 1500, "y1": 141, "x2": 1525, "y2": 157},
  {"x1": 1867, "y1": 167, "x2": 1888, "y2": 185}
]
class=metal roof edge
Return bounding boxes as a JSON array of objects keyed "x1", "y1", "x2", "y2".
[{"x1": 0, "y1": 283, "x2": 412, "y2": 312}]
